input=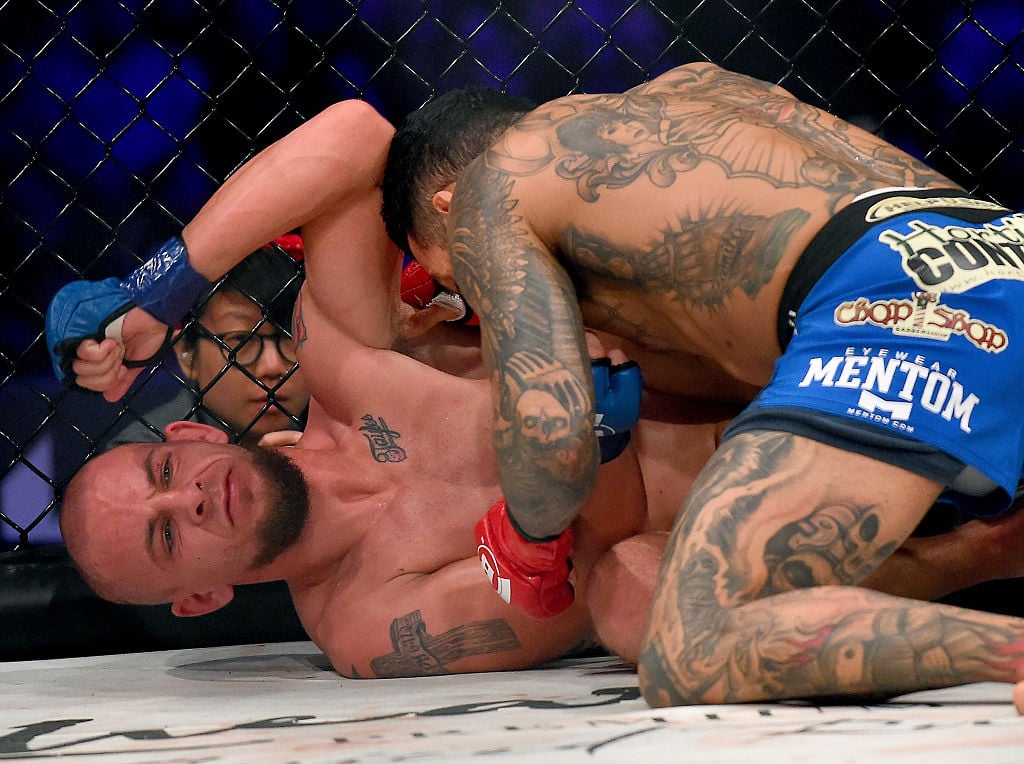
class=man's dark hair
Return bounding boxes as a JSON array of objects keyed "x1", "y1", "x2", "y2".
[
  {"x1": 182, "y1": 244, "x2": 305, "y2": 348},
  {"x1": 381, "y1": 87, "x2": 537, "y2": 256}
]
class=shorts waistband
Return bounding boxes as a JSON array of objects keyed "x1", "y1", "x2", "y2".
[{"x1": 775, "y1": 188, "x2": 1011, "y2": 350}]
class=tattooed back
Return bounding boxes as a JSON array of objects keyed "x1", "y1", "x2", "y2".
[{"x1": 452, "y1": 62, "x2": 959, "y2": 400}]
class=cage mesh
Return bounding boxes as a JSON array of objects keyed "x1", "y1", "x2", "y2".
[{"x1": 1, "y1": 2, "x2": 1022, "y2": 567}]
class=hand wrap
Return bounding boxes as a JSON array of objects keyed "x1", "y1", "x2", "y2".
[
  {"x1": 45, "y1": 235, "x2": 212, "y2": 385},
  {"x1": 399, "y1": 259, "x2": 479, "y2": 325}
]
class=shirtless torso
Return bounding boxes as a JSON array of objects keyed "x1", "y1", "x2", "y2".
[
  {"x1": 285, "y1": 264, "x2": 662, "y2": 677},
  {"x1": 55, "y1": 96, "x2": 719, "y2": 679},
  {"x1": 458, "y1": 62, "x2": 958, "y2": 401}
]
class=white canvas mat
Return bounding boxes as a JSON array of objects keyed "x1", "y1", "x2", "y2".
[{"x1": 2, "y1": 641, "x2": 1022, "y2": 762}]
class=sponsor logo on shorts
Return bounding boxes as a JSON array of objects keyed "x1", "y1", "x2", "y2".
[
  {"x1": 879, "y1": 213, "x2": 1024, "y2": 292},
  {"x1": 797, "y1": 348, "x2": 979, "y2": 433},
  {"x1": 477, "y1": 542, "x2": 512, "y2": 603},
  {"x1": 863, "y1": 195, "x2": 1008, "y2": 223},
  {"x1": 833, "y1": 292, "x2": 1008, "y2": 353}
]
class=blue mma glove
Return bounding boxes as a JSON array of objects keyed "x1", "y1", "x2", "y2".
[
  {"x1": 45, "y1": 235, "x2": 212, "y2": 386},
  {"x1": 591, "y1": 358, "x2": 643, "y2": 463}
]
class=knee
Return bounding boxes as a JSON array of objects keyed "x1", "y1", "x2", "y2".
[{"x1": 587, "y1": 533, "x2": 666, "y2": 664}]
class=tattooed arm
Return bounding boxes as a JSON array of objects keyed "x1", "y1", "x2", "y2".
[
  {"x1": 448, "y1": 159, "x2": 599, "y2": 540},
  {"x1": 310, "y1": 556, "x2": 595, "y2": 678},
  {"x1": 637, "y1": 431, "x2": 1024, "y2": 707}
]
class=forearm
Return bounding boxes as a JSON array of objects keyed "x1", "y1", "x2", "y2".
[
  {"x1": 180, "y1": 146, "x2": 314, "y2": 281},
  {"x1": 182, "y1": 99, "x2": 394, "y2": 282},
  {"x1": 486, "y1": 313, "x2": 601, "y2": 539},
  {"x1": 486, "y1": 341, "x2": 601, "y2": 539},
  {"x1": 640, "y1": 584, "x2": 1024, "y2": 707},
  {"x1": 497, "y1": 450, "x2": 597, "y2": 540}
]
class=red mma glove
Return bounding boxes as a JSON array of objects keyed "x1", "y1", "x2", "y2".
[
  {"x1": 271, "y1": 233, "x2": 305, "y2": 261},
  {"x1": 400, "y1": 259, "x2": 480, "y2": 326},
  {"x1": 475, "y1": 498, "x2": 575, "y2": 618},
  {"x1": 399, "y1": 259, "x2": 438, "y2": 308}
]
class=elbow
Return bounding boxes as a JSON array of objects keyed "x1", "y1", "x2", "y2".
[
  {"x1": 308, "y1": 100, "x2": 395, "y2": 161},
  {"x1": 317, "y1": 98, "x2": 390, "y2": 131}
]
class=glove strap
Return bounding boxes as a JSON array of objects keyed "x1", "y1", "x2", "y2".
[{"x1": 120, "y1": 235, "x2": 213, "y2": 326}]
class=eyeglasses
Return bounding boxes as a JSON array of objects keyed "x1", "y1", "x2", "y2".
[{"x1": 201, "y1": 330, "x2": 298, "y2": 367}]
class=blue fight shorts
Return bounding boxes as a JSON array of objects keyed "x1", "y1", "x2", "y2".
[{"x1": 724, "y1": 188, "x2": 1024, "y2": 518}]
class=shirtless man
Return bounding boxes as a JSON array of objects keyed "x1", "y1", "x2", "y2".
[
  {"x1": 59, "y1": 341, "x2": 660, "y2": 678},
  {"x1": 49, "y1": 88, "x2": 1024, "y2": 684},
  {"x1": 379, "y1": 62, "x2": 1024, "y2": 707},
  {"x1": 45, "y1": 98, "x2": 651, "y2": 677}
]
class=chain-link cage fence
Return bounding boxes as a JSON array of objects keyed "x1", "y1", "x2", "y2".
[{"x1": 2, "y1": 0, "x2": 1023, "y2": 658}]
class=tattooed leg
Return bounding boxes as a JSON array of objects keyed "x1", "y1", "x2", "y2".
[{"x1": 637, "y1": 431, "x2": 1024, "y2": 707}]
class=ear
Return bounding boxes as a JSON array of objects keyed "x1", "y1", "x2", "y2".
[
  {"x1": 431, "y1": 187, "x2": 454, "y2": 215},
  {"x1": 171, "y1": 585, "x2": 235, "y2": 618},
  {"x1": 164, "y1": 420, "x2": 230, "y2": 444},
  {"x1": 176, "y1": 347, "x2": 197, "y2": 379}
]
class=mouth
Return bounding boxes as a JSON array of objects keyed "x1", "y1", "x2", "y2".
[
  {"x1": 255, "y1": 394, "x2": 292, "y2": 410},
  {"x1": 224, "y1": 469, "x2": 235, "y2": 527}
]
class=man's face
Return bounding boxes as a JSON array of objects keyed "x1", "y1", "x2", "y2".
[
  {"x1": 182, "y1": 291, "x2": 310, "y2": 442},
  {"x1": 64, "y1": 433, "x2": 309, "y2": 606},
  {"x1": 597, "y1": 117, "x2": 651, "y2": 147},
  {"x1": 407, "y1": 238, "x2": 458, "y2": 294}
]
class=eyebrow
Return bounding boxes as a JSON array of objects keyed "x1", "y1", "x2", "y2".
[
  {"x1": 210, "y1": 307, "x2": 265, "y2": 324},
  {"x1": 144, "y1": 450, "x2": 157, "y2": 487},
  {"x1": 143, "y1": 449, "x2": 159, "y2": 564}
]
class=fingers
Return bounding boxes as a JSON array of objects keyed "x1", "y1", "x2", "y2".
[
  {"x1": 258, "y1": 430, "x2": 303, "y2": 448},
  {"x1": 1014, "y1": 681, "x2": 1024, "y2": 714},
  {"x1": 71, "y1": 338, "x2": 124, "y2": 390},
  {"x1": 607, "y1": 348, "x2": 628, "y2": 365},
  {"x1": 585, "y1": 331, "x2": 629, "y2": 365},
  {"x1": 397, "y1": 303, "x2": 460, "y2": 340},
  {"x1": 585, "y1": 331, "x2": 606, "y2": 359},
  {"x1": 102, "y1": 369, "x2": 139, "y2": 403},
  {"x1": 69, "y1": 337, "x2": 140, "y2": 401}
]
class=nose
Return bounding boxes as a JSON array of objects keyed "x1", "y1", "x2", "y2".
[
  {"x1": 250, "y1": 338, "x2": 291, "y2": 380},
  {"x1": 152, "y1": 481, "x2": 207, "y2": 525}
]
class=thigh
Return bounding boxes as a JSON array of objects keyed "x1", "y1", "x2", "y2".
[{"x1": 664, "y1": 429, "x2": 945, "y2": 607}]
